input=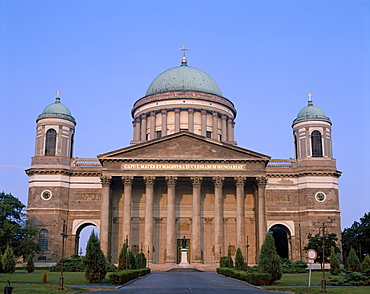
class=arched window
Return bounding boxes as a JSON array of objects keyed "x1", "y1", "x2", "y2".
[
  {"x1": 45, "y1": 129, "x2": 56, "y2": 156},
  {"x1": 39, "y1": 229, "x2": 49, "y2": 251},
  {"x1": 311, "y1": 130, "x2": 323, "y2": 157}
]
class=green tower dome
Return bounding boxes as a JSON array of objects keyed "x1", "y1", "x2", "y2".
[
  {"x1": 37, "y1": 97, "x2": 76, "y2": 123},
  {"x1": 293, "y1": 97, "x2": 330, "y2": 124},
  {"x1": 146, "y1": 61, "x2": 223, "y2": 97}
]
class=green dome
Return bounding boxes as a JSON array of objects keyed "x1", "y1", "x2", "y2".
[
  {"x1": 293, "y1": 100, "x2": 330, "y2": 124},
  {"x1": 146, "y1": 64, "x2": 223, "y2": 97},
  {"x1": 38, "y1": 98, "x2": 76, "y2": 123}
]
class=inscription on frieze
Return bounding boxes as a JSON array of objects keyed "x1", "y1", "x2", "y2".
[
  {"x1": 75, "y1": 193, "x2": 101, "y2": 201},
  {"x1": 122, "y1": 163, "x2": 245, "y2": 171},
  {"x1": 267, "y1": 194, "x2": 291, "y2": 203}
]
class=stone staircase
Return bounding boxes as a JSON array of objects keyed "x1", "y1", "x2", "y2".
[{"x1": 149, "y1": 263, "x2": 218, "y2": 271}]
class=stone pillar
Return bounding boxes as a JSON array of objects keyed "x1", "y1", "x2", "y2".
[
  {"x1": 122, "y1": 176, "x2": 133, "y2": 245},
  {"x1": 165, "y1": 176, "x2": 177, "y2": 263},
  {"x1": 256, "y1": 177, "x2": 268, "y2": 254},
  {"x1": 201, "y1": 110, "x2": 207, "y2": 137},
  {"x1": 212, "y1": 112, "x2": 218, "y2": 140},
  {"x1": 161, "y1": 110, "x2": 167, "y2": 137},
  {"x1": 100, "y1": 176, "x2": 111, "y2": 258},
  {"x1": 191, "y1": 176, "x2": 202, "y2": 263},
  {"x1": 174, "y1": 108, "x2": 180, "y2": 133},
  {"x1": 144, "y1": 176, "x2": 155, "y2": 263},
  {"x1": 213, "y1": 176, "x2": 224, "y2": 263},
  {"x1": 141, "y1": 114, "x2": 147, "y2": 141},
  {"x1": 150, "y1": 111, "x2": 156, "y2": 140},
  {"x1": 235, "y1": 177, "x2": 246, "y2": 251},
  {"x1": 221, "y1": 115, "x2": 227, "y2": 142},
  {"x1": 188, "y1": 109, "x2": 194, "y2": 133},
  {"x1": 227, "y1": 118, "x2": 233, "y2": 142},
  {"x1": 133, "y1": 117, "x2": 141, "y2": 141}
]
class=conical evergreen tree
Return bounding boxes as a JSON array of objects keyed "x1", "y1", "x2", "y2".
[
  {"x1": 235, "y1": 248, "x2": 245, "y2": 270},
  {"x1": 2, "y1": 246, "x2": 16, "y2": 274},
  {"x1": 135, "y1": 252, "x2": 146, "y2": 269},
  {"x1": 347, "y1": 247, "x2": 360, "y2": 272},
  {"x1": 83, "y1": 231, "x2": 107, "y2": 282},
  {"x1": 257, "y1": 233, "x2": 282, "y2": 282},
  {"x1": 128, "y1": 249, "x2": 136, "y2": 269},
  {"x1": 26, "y1": 253, "x2": 35, "y2": 273},
  {"x1": 329, "y1": 246, "x2": 340, "y2": 275},
  {"x1": 361, "y1": 254, "x2": 370, "y2": 272},
  {"x1": 118, "y1": 242, "x2": 128, "y2": 270}
]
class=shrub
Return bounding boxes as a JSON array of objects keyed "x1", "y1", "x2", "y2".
[
  {"x1": 50, "y1": 255, "x2": 85, "y2": 272},
  {"x1": 110, "y1": 268, "x2": 150, "y2": 285},
  {"x1": 83, "y1": 231, "x2": 107, "y2": 283},
  {"x1": 257, "y1": 233, "x2": 282, "y2": 282},
  {"x1": 128, "y1": 249, "x2": 136, "y2": 269},
  {"x1": 2, "y1": 246, "x2": 15, "y2": 274},
  {"x1": 280, "y1": 258, "x2": 307, "y2": 273},
  {"x1": 0, "y1": 254, "x2": 3, "y2": 273},
  {"x1": 118, "y1": 243, "x2": 128, "y2": 270},
  {"x1": 135, "y1": 252, "x2": 146, "y2": 269},
  {"x1": 26, "y1": 253, "x2": 35, "y2": 273},
  {"x1": 42, "y1": 272, "x2": 48, "y2": 282},
  {"x1": 216, "y1": 267, "x2": 272, "y2": 286},
  {"x1": 361, "y1": 254, "x2": 370, "y2": 272},
  {"x1": 328, "y1": 271, "x2": 370, "y2": 286},
  {"x1": 220, "y1": 255, "x2": 233, "y2": 268},
  {"x1": 235, "y1": 248, "x2": 246, "y2": 271},
  {"x1": 347, "y1": 247, "x2": 360, "y2": 272},
  {"x1": 329, "y1": 246, "x2": 341, "y2": 275}
]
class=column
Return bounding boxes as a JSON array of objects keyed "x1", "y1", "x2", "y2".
[
  {"x1": 212, "y1": 112, "x2": 218, "y2": 140},
  {"x1": 150, "y1": 111, "x2": 156, "y2": 140},
  {"x1": 161, "y1": 110, "x2": 167, "y2": 136},
  {"x1": 227, "y1": 118, "x2": 234, "y2": 142},
  {"x1": 122, "y1": 176, "x2": 133, "y2": 245},
  {"x1": 100, "y1": 176, "x2": 111, "y2": 257},
  {"x1": 256, "y1": 177, "x2": 268, "y2": 254},
  {"x1": 174, "y1": 108, "x2": 180, "y2": 133},
  {"x1": 133, "y1": 117, "x2": 141, "y2": 141},
  {"x1": 188, "y1": 109, "x2": 194, "y2": 133},
  {"x1": 221, "y1": 115, "x2": 227, "y2": 141},
  {"x1": 165, "y1": 176, "x2": 177, "y2": 263},
  {"x1": 201, "y1": 110, "x2": 207, "y2": 137},
  {"x1": 213, "y1": 176, "x2": 224, "y2": 263},
  {"x1": 144, "y1": 176, "x2": 155, "y2": 263},
  {"x1": 235, "y1": 177, "x2": 246, "y2": 251},
  {"x1": 191, "y1": 176, "x2": 202, "y2": 263},
  {"x1": 140, "y1": 114, "x2": 147, "y2": 141}
]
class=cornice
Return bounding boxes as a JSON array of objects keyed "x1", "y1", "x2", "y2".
[
  {"x1": 267, "y1": 170, "x2": 342, "y2": 178},
  {"x1": 100, "y1": 158, "x2": 269, "y2": 164}
]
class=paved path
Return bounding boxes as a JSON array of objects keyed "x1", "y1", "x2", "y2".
[{"x1": 86, "y1": 272, "x2": 284, "y2": 294}]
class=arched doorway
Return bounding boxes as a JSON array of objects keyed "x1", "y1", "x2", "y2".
[
  {"x1": 74, "y1": 223, "x2": 99, "y2": 256},
  {"x1": 269, "y1": 224, "x2": 291, "y2": 259}
]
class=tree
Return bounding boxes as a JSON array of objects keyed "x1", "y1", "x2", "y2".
[
  {"x1": 128, "y1": 249, "x2": 136, "y2": 269},
  {"x1": 2, "y1": 246, "x2": 16, "y2": 274},
  {"x1": 257, "y1": 233, "x2": 282, "y2": 283},
  {"x1": 346, "y1": 247, "x2": 360, "y2": 272},
  {"x1": 235, "y1": 248, "x2": 246, "y2": 271},
  {"x1": 135, "y1": 252, "x2": 146, "y2": 269},
  {"x1": 361, "y1": 254, "x2": 370, "y2": 272},
  {"x1": 329, "y1": 246, "x2": 340, "y2": 275},
  {"x1": 342, "y1": 212, "x2": 370, "y2": 262},
  {"x1": 118, "y1": 242, "x2": 128, "y2": 270},
  {"x1": 83, "y1": 231, "x2": 107, "y2": 283},
  {"x1": 0, "y1": 192, "x2": 40, "y2": 257},
  {"x1": 303, "y1": 233, "x2": 340, "y2": 264},
  {"x1": 26, "y1": 253, "x2": 35, "y2": 273}
]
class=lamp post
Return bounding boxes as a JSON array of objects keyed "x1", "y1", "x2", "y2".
[
  {"x1": 58, "y1": 220, "x2": 68, "y2": 291},
  {"x1": 318, "y1": 223, "x2": 327, "y2": 293},
  {"x1": 245, "y1": 236, "x2": 250, "y2": 272}
]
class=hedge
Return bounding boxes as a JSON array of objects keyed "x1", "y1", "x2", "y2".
[
  {"x1": 217, "y1": 267, "x2": 272, "y2": 286},
  {"x1": 110, "y1": 268, "x2": 151, "y2": 285}
]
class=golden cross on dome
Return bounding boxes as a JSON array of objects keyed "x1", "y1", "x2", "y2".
[
  {"x1": 179, "y1": 45, "x2": 189, "y2": 65},
  {"x1": 56, "y1": 90, "x2": 61, "y2": 98}
]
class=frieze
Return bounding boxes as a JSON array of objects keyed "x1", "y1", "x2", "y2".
[
  {"x1": 122, "y1": 163, "x2": 245, "y2": 171},
  {"x1": 75, "y1": 193, "x2": 101, "y2": 201},
  {"x1": 267, "y1": 194, "x2": 291, "y2": 203}
]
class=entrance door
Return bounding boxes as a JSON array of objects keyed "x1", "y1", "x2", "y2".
[{"x1": 177, "y1": 238, "x2": 190, "y2": 263}]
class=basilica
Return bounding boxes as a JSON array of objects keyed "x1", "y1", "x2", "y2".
[{"x1": 26, "y1": 51, "x2": 341, "y2": 267}]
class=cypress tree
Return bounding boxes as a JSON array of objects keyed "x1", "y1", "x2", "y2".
[
  {"x1": 0, "y1": 254, "x2": 3, "y2": 273},
  {"x1": 346, "y1": 247, "x2": 360, "y2": 272},
  {"x1": 226, "y1": 249, "x2": 234, "y2": 268},
  {"x1": 329, "y1": 246, "x2": 340, "y2": 275},
  {"x1": 257, "y1": 233, "x2": 282, "y2": 282},
  {"x1": 128, "y1": 249, "x2": 137, "y2": 269},
  {"x1": 135, "y1": 252, "x2": 146, "y2": 269},
  {"x1": 27, "y1": 253, "x2": 35, "y2": 273},
  {"x1": 235, "y1": 248, "x2": 245, "y2": 270},
  {"x1": 118, "y1": 242, "x2": 128, "y2": 270},
  {"x1": 361, "y1": 254, "x2": 370, "y2": 272},
  {"x1": 83, "y1": 231, "x2": 107, "y2": 283},
  {"x1": 3, "y1": 246, "x2": 16, "y2": 274}
]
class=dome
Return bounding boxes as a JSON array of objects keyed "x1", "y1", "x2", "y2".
[
  {"x1": 293, "y1": 100, "x2": 330, "y2": 124},
  {"x1": 146, "y1": 63, "x2": 223, "y2": 97},
  {"x1": 37, "y1": 97, "x2": 76, "y2": 123}
]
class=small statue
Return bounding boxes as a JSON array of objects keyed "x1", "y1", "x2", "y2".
[{"x1": 182, "y1": 236, "x2": 187, "y2": 248}]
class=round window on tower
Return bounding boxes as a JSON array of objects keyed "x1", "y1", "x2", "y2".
[
  {"x1": 41, "y1": 190, "x2": 52, "y2": 201},
  {"x1": 315, "y1": 192, "x2": 326, "y2": 202}
]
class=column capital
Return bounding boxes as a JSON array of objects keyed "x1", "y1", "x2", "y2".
[
  {"x1": 165, "y1": 176, "x2": 177, "y2": 186},
  {"x1": 174, "y1": 108, "x2": 181, "y2": 114},
  {"x1": 122, "y1": 176, "x2": 134, "y2": 185},
  {"x1": 212, "y1": 176, "x2": 224, "y2": 187},
  {"x1": 150, "y1": 111, "x2": 156, "y2": 117},
  {"x1": 212, "y1": 112, "x2": 218, "y2": 117},
  {"x1": 135, "y1": 117, "x2": 141, "y2": 122},
  {"x1": 255, "y1": 176, "x2": 268, "y2": 187},
  {"x1": 144, "y1": 176, "x2": 155, "y2": 186},
  {"x1": 190, "y1": 176, "x2": 203, "y2": 187},
  {"x1": 161, "y1": 109, "x2": 167, "y2": 115},
  {"x1": 201, "y1": 110, "x2": 207, "y2": 115},
  {"x1": 221, "y1": 114, "x2": 227, "y2": 120},
  {"x1": 188, "y1": 108, "x2": 194, "y2": 114},
  {"x1": 234, "y1": 176, "x2": 246, "y2": 187},
  {"x1": 100, "y1": 176, "x2": 112, "y2": 187}
]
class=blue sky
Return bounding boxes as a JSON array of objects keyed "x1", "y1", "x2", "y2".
[{"x1": 0, "y1": 0, "x2": 369, "y2": 244}]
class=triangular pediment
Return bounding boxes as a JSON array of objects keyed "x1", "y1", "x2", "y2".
[{"x1": 98, "y1": 132, "x2": 270, "y2": 161}]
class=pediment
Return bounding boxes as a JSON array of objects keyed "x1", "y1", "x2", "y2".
[{"x1": 99, "y1": 132, "x2": 270, "y2": 161}]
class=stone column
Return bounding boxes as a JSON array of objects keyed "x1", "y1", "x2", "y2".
[
  {"x1": 188, "y1": 109, "x2": 194, "y2": 133},
  {"x1": 150, "y1": 112, "x2": 156, "y2": 140},
  {"x1": 212, "y1": 112, "x2": 218, "y2": 140},
  {"x1": 174, "y1": 108, "x2": 180, "y2": 133},
  {"x1": 256, "y1": 177, "x2": 268, "y2": 254},
  {"x1": 141, "y1": 114, "x2": 147, "y2": 141},
  {"x1": 201, "y1": 110, "x2": 207, "y2": 137},
  {"x1": 235, "y1": 177, "x2": 246, "y2": 251},
  {"x1": 191, "y1": 176, "x2": 202, "y2": 263},
  {"x1": 100, "y1": 176, "x2": 111, "y2": 257},
  {"x1": 165, "y1": 176, "x2": 177, "y2": 263},
  {"x1": 122, "y1": 176, "x2": 133, "y2": 245},
  {"x1": 144, "y1": 176, "x2": 155, "y2": 263},
  {"x1": 213, "y1": 176, "x2": 224, "y2": 263},
  {"x1": 133, "y1": 117, "x2": 141, "y2": 141},
  {"x1": 221, "y1": 115, "x2": 227, "y2": 141},
  {"x1": 161, "y1": 110, "x2": 167, "y2": 136}
]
